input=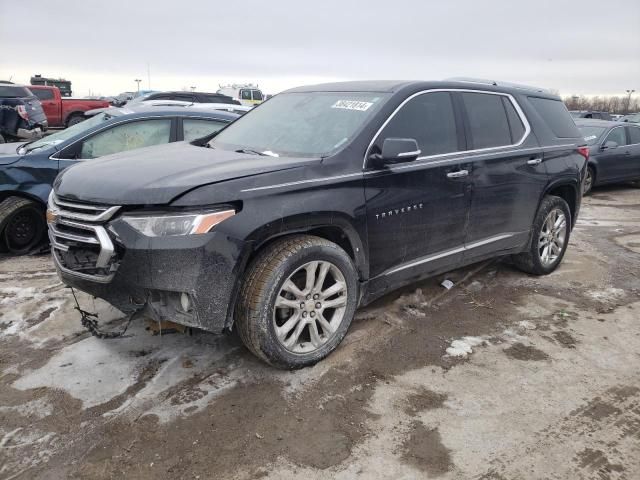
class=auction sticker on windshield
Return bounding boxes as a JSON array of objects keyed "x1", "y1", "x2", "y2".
[{"x1": 331, "y1": 100, "x2": 374, "y2": 111}]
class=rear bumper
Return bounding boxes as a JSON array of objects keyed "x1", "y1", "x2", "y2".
[
  {"x1": 52, "y1": 217, "x2": 248, "y2": 333},
  {"x1": 16, "y1": 125, "x2": 45, "y2": 139}
]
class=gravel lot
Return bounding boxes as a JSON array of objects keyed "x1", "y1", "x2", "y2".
[{"x1": 1, "y1": 186, "x2": 639, "y2": 480}]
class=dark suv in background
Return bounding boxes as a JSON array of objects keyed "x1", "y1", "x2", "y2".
[
  {"x1": 0, "y1": 83, "x2": 48, "y2": 143},
  {"x1": 49, "y1": 80, "x2": 587, "y2": 368}
]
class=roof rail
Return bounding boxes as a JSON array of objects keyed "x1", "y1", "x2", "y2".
[{"x1": 445, "y1": 77, "x2": 549, "y2": 93}]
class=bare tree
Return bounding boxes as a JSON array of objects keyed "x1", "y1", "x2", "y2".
[{"x1": 563, "y1": 94, "x2": 637, "y2": 114}]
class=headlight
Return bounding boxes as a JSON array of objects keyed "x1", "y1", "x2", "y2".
[{"x1": 122, "y1": 209, "x2": 235, "y2": 237}]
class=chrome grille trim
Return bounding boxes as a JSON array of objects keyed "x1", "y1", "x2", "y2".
[{"x1": 48, "y1": 192, "x2": 121, "y2": 282}]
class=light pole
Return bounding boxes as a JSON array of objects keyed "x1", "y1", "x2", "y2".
[
  {"x1": 625, "y1": 89, "x2": 635, "y2": 114},
  {"x1": 135, "y1": 79, "x2": 142, "y2": 93}
]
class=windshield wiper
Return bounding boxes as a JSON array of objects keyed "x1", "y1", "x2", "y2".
[{"x1": 235, "y1": 148, "x2": 267, "y2": 156}]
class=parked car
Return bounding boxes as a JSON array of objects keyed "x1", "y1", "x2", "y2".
[
  {"x1": 0, "y1": 83, "x2": 48, "y2": 143},
  {"x1": 0, "y1": 108, "x2": 238, "y2": 253},
  {"x1": 575, "y1": 119, "x2": 640, "y2": 194},
  {"x1": 129, "y1": 91, "x2": 241, "y2": 106},
  {"x1": 49, "y1": 79, "x2": 587, "y2": 368},
  {"x1": 217, "y1": 84, "x2": 264, "y2": 106},
  {"x1": 570, "y1": 110, "x2": 613, "y2": 121},
  {"x1": 28, "y1": 85, "x2": 110, "y2": 128},
  {"x1": 619, "y1": 113, "x2": 640, "y2": 124}
]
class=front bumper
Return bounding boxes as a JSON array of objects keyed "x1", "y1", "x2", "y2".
[{"x1": 49, "y1": 196, "x2": 247, "y2": 333}]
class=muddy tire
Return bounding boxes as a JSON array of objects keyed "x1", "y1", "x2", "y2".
[
  {"x1": 512, "y1": 195, "x2": 571, "y2": 276},
  {"x1": 0, "y1": 197, "x2": 46, "y2": 255},
  {"x1": 66, "y1": 115, "x2": 85, "y2": 127},
  {"x1": 583, "y1": 166, "x2": 595, "y2": 195},
  {"x1": 235, "y1": 235, "x2": 358, "y2": 369}
]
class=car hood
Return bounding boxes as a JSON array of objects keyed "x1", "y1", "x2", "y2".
[
  {"x1": 0, "y1": 142, "x2": 26, "y2": 165},
  {"x1": 54, "y1": 141, "x2": 318, "y2": 205}
]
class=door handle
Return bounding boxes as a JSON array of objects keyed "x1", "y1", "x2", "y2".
[
  {"x1": 527, "y1": 157, "x2": 543, "y2": 165},
  {"x1": 447, "y1": 169, "x2": 469, "y2": 179}
]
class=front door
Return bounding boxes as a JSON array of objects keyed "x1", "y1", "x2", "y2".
[
  {"x1": 598, "y1": 126, "x2": 628, "y2": 182},
  {"x1": 364, "y1": 91, "x2": 472, "y2": 292}
]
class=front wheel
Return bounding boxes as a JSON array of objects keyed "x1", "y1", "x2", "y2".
[
  {"x1": 235, "y1": 235, "x2": 358, "y2": 369},
  {"x1": 583, "y1": 166, "x2": 595, "y2": 195},
  {"x1": 0, "y1": 197, "x2": 46, "y2": 255},
  {"x1": 512, "y1": 195, "x2": 571, "y2": 275}
]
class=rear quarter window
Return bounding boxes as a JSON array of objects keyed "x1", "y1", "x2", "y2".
[
  {"x1": 0, "y1": 85, "x2": 31, "y2": 97},
  {"x1": 528, "y1": 97, "x2": 580, "y2": 138}
]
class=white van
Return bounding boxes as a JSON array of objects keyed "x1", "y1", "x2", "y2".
[{"x1": 217, "y1": 84, "x2": 264, "y2": 106}]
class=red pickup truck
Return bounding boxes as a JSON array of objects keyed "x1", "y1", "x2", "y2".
[{"x1": 28, "y1": 85, "x2": 110, "y2": 128}]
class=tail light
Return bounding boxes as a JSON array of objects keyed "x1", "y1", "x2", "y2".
[
  {"x1": 577, "y1": 146, "x2": 590, "y2": 160},
  {"x1": 17, "y1": 105, "x2": 29, "y2": 121}
]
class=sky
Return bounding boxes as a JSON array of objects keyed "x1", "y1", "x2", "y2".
[{"x1": 1, "y1": 0, "x2": 639, "y2": 98}]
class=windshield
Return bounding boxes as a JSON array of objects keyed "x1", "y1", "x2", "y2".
[
  {"x1": 210, "y1": 92, "x2": 388, "y2": 157},
  {"x1": 577, "y1": 125, "x2": 607, "y2": 145},
  {"x1": 569, "y1": 111, "x2": 582, "y2": 118},
  {"x1": 21, "y1": 112, "x2": 114, "y2": 153}
]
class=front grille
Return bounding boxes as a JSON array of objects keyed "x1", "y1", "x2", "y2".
[{"x1": 48, "y1": 193, "x2": 122, "y2": 283}]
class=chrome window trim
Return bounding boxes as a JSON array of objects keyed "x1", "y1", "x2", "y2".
[
  {"x1": 362, "y1": 88, "x2": 532, "y2": 169},
  {"x1": 239, "y1": 143, "x2": 577, "y2": 193},
  {"x1": 378, "y1": 232, "x2": 521, "y2": 278}
]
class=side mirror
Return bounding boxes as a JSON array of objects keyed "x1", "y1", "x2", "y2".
[
  {"x1": 602, "y1": 140, "x2": 618, "y2": 150},
  {"x1": 380, "y1": 138, "x2": 421, "y2": 164}
]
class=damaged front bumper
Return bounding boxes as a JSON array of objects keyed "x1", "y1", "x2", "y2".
[
  {"x1": 16, "y1": 126, "x2": 44, "y2": 139},
  {"x1": 48, "y1": 196, "x2": 247, "y2": 333}
]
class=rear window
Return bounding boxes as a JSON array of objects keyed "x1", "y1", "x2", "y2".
[
  {"x1": 0, "y1": 85, "x2": 31, "y2": 98},
  {"x1": 528, "y1": 97, "x2": 580, "y2": 138},
  {"x1": 32, "y1": 88, "x2": 54, "y2": 100},
  {"x1": 577, "y1": 125, "x2": 607, "y2": 145}
]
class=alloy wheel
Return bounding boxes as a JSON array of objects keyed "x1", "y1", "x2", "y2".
[
  {"x1": 272, "y1": 260, "x2": 348, "y2": 354},
  {"x1": 538, "y1": 208, "x2": 567, "y2": 267}
]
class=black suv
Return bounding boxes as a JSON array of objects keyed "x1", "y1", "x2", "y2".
[
  {"x1": 0, "y1": 83, "x2": 48, "y2": 143},
  {"x1": 49, "y1": 80, "x2": 587, "y2": 368}
]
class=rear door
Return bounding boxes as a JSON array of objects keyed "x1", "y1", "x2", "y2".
[
  {"x1": 364, "y1": 91, "x2": 472, "y2": 288},
  {"x1": 461, "y1": 91, "x2": 545, "y2": 260},
  {"x1": 624, "y1": 125, "x2": 640, "y2": 180}
]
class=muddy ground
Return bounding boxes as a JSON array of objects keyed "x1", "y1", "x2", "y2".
[{"x1": 1, "y1": 186, "x2": 639, "y2": 480}]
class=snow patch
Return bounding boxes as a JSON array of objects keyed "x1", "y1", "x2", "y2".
[
  {"x1": 446, "y1": 336, "x2": 486, "y2": 358},
  {"x1": 0, "y1": 397, "x2": 54, "y2": 420},
  {"x1": 586, "y1": 287, "x2": 625, "y2": 303}
]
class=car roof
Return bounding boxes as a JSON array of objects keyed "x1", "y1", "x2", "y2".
[
  {"x1": 575, "y1": 119, "x2": 626, "y2": 127},
  {"x1": 285, "y1": 79, "x2": 559, "y2": 99},
  {"x1": 105, "y1": 106, "x2": 239, "y2": 121}
]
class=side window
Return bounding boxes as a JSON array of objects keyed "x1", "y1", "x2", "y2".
[
  {"x1": 626, "y1": 126, "x2": 640, "y2": 145},
  {"x1": 240, "y1": 90, "x2": 252, "y2": 100},
  {"x1": 501, "y1": 97, "x2": 526, "y2": 143},
  {"x1": 604, "y1": 127, "x2": 626, "y2": 147},
  {"x1": 79, "y1": 119, "x2": 172, "y2": 159},
  {"x1": 183, "y1": 119, "x2": 227, "y2": 142},
  {"x1": 32, "y1": 89, "x2": 54, "y2": 100},
  {"x1": 373, "y1": 92, "x2": 459, "y2": 157},
  {"x1": 461, "y1": 92, "x2": 512, "y2": 149},
  {"x1": 173, "y1": 94, "x2": 195, "y2": 102},
  {"x1": 252, "y1": 90, "x2": 264, "y2": 101}
]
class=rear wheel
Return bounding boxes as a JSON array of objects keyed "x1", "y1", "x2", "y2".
[
  {"x1": 66, "y1": 115, "x2": 85, "y2": 127},
  {"x1": 0, "y1": 197, "x2": 46, "y2": 255},
  {"x1": 512, "y1": 195, "x2": 571, "y2": 275},
  {"x1": 583, "y1": 166, "x2": 595, "y2": 195},
  {"x1": 235, "y1": 235, "x2": 358, "y2": 369}
]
